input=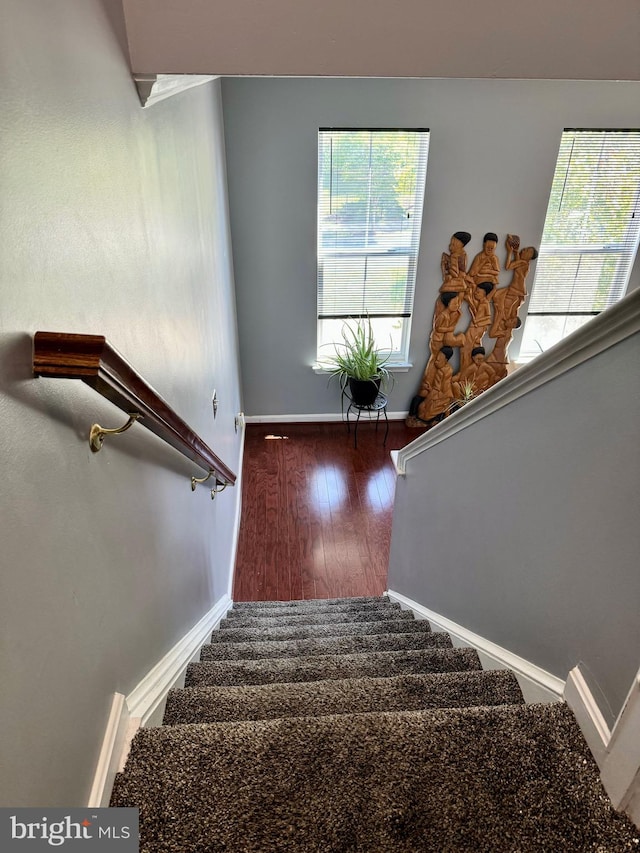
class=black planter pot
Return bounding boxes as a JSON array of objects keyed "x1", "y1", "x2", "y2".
[{"x1": 348, "y1": 377, "x2": 381, "y2": 407}]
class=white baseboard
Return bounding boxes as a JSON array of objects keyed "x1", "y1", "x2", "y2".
[
  {"x1": 563, "y1": 666, "x2": 611, "y2": 766},
  {"x1": 603, "y1": 670, "x2": 640, "y2": 810},
  {"x1": 245, "y1": 412, "x2": 408, "y2": 424},
  {"x1": 565, "y1": 665, "x2": 640, "y2": 827},
  {"x1": 88, "y1": 594, "x2": 231, "y2": 808},
  {"x1": 386, "y1": 590, "x2": 565, "y2": 702},
  {"x1": 227, "y1": 418, "x2": 246, "y2": 599},
  {"x1": 87, "y1": 693, "x2": 131, "y2": 808}
]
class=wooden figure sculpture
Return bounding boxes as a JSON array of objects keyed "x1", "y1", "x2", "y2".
[
  {"x1": 486, "y1": 235, "x2": 538, "y2": 379},
  {"x1": 460, "y1": 280, "x2": 494, "y2": 371},
  {"x1": 485, "y1": 326, "x2": 517, "y2": 384},
  {"x1": 491, "y1": 235, "x2": 538, "y2": 338},
  {"x1": 412, "y1": 346, "x2": 455, "y2": 425},
  {"x1": 440, "y1": 231, "x2": 472, "y2": 293},
  {"x1": 429, "y1": 291, "x2": 466, "y2": 357},
  {"x1": 407, "y1": 230, "x2": 537, "y2": 430},
  {"x1": 406, "y1": 290, "x2": 464, "y2": 426},
  {"x1": 468, "y1": 232, "x2": 500, "y2": 288}
]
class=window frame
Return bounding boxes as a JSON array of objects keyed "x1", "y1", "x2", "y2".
[{"x1": 316, "y1": 127, "x2": 430, "y2": 367}]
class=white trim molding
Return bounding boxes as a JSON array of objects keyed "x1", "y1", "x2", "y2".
[
  {"x1": 87, "y1": 693, "x2": 131, "y2": 808},
  {"x1": 88, "y1": 594, "x2": 231, "y2": 807},
  {"x1": 566, "y1": 665, "x2": 640, "y2": 826},
  {"x1": 395, "y1": 288, "x2": 640, "y2": 476},
  {"x1": 134, "y1": 74, "x2": 217, "y2": 108},
  {"x1": 227, "y1": 417, "x2": 246, "y2": 599},
  {"x1": 245, "y1": 412, "x2": 409, "y2": 424},
  {"x1": 386, "y1": 590, "x2": 565, "y2": 700},
  {"x1": 603, "y1": 671, "x2": 640, "y2": 811},
  {"x1": 564, "y1": 666, "x2": 612, "y2": 766}
]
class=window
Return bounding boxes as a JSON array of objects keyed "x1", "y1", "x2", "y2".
[
  {"x1": 520, "y1": 129, "x2": 640, "y2": 361},
  {"x1": 317, "y1": 128, "x2": 430, "y2": 365}
]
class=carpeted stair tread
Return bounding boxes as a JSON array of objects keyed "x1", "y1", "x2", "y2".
[
  {"x1": 225, "y1": 600, "x2": 402, "y2": 620},
  {"x1": 185, "y1": 647, "x2": 482, "y2": 688},
  {"x1": 111, "y1": 703, "x2": 640, "y2": 852},
  {"x1": 163, "y1": 669, "x2": 525, "y2": 725},
  {"x1": 199, "y1": 630, "x2": 453, "y2": 662},
  {"x1": 220, "y1": 608, "x2": 415, "y2": 629},
  {"x1": 232, "y1": 595, "x2": 389, "y2": 609},
  {"x1": 209, "y1": 617, "x2": 433, "y2": 644}
]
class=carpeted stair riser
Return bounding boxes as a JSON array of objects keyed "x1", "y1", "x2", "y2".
[
  {"x1": 224, "y1": 601, "x2": 402, "y2": 620},
  {"x1": 220, "y1": 609, "x2": 415, "y2": 629},
  {"x1": 111, "y1": 703, "x2": 640, "y2": 852},
  {"x1": 209, "y1": 617, "x2": 433, "y2": 644},
  {"x1": 232, "y1": 595, "x2": 389, "y2": 610},
  {"x1": 199, "y1": 631, "x2": 453, "y2": 662},
  {"x1": 185, "y1": 647, "x2": 482, "y2": 688},
  {"x1": 163, "y1": 669, "x2": 525, "y2": 725}
]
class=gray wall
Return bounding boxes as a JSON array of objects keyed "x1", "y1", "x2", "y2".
[
  {"x1": 388, "y1": 330, "x2": 640, "y2": 725},
  {"x1": 222, "y1": 76, "x2": 640, "y2": 419},
  {"x1": 0, "y1": 0, "x2": 242, "y2": 806}
]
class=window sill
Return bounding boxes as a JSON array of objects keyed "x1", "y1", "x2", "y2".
[{"x1": 313, "y1": 362, "x2": 412, "y2": 374}]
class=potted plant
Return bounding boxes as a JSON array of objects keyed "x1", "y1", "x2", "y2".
[{"x1": 324, "y1": 318, "x2": 392, "y2": 406}]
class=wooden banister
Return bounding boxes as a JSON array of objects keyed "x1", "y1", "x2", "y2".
[{"x1": 33, "y1": 331, "x2": 236, "y2": 486}]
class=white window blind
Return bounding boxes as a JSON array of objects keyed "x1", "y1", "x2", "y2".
[
  {"x1": 520, "y1": 129, "x2": 640, "y2": 360},
  {"x1": 317, "y1": 129, "x2": 429, "y2": 337}
]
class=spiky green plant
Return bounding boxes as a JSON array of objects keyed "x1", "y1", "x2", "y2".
[
  {"x1": 456, "y1": 380, "x2": 477, "y2": 405},
  {"x1": 323, "y1": 318, "x2": 392, "y2": 393},
  {"x1": 447, "y1": 379, "x2": 477, "y2": 415}
]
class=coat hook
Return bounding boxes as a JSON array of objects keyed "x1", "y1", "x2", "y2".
[
  {"x1": 90, "y1": 413, "x2": 142, "y2": 453},
  {"x1": 191, "y1": 470, "x2": 214, "y2": 491}
]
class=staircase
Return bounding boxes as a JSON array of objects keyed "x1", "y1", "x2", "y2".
[{"x1": 111, "y1": 596, "x2": 639, "y2": 851}]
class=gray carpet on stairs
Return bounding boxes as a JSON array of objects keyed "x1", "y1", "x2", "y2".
[
  {"x1": 219, "y1": 608, "x2": 415, "y2": 628},
  {"x1": 186, "y1": 646, "x2": 483, "y2": 687},
  {"x1": 199, "y1": 629, "x2": 452, "y2": 661},
  {"x1": 111, "y1": 596, "x2": 640, "y2": 851},
  {"x1": 208, "y1": 616, "x2": 433, "y2": 644},
  {"x1": 224, "y1": 600, "x2": 402, "y2": 619},
  {"x1": 163, "y1": 669, "x2": 525, "y2": 724},
  {"x1": 232, "y1": 595, "x2": 388, "y2": 609},
  {"x1": 112, "y1": 703, "x2": 640, "y2": 852}
]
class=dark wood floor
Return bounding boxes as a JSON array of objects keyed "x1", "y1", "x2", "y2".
[{"x1": 233, "y1": 420, "x2": 418, "y2": 602}]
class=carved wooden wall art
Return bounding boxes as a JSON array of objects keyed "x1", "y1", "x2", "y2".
[{"x1": 407, "y1": 232, "x2": 537, "y2": 429}]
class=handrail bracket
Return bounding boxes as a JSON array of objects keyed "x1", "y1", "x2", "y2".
[
  {"x1": 191, "y1": 470, "x2": 214, "y2": 491},
  {"x1": 90, "y1": 413, "x2": 142, "y2": 453}
]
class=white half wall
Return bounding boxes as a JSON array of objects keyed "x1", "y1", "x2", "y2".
[{"x1": 387, "y1": 294, "x2": 640, "y2": 726}]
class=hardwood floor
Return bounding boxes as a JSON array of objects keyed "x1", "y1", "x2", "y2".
[{"x1": 233, "y1": 421, "x2": 419, "y2": 602}]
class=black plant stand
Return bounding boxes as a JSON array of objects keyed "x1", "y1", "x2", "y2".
[{"x1": 345, "y1": 392, "x2": 389, "y2": 448}]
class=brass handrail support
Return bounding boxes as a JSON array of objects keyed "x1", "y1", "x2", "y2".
[
  {"x1": 90, "y1": 413, "x2": 142, "y2": 453},
  {"x1": 211, "y1": 481, "x2": 228, "y2": 501},
  {"x1": 34, "y1": 332, "x2": 237, "y2": 485},
  {"x1": 191, "y1": 470, "x2": 214, "y2": 491}
]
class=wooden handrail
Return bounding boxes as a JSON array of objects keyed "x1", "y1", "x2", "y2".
[{"x1": 33, "y1": 332, "x2": 236, "y2": 486}]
